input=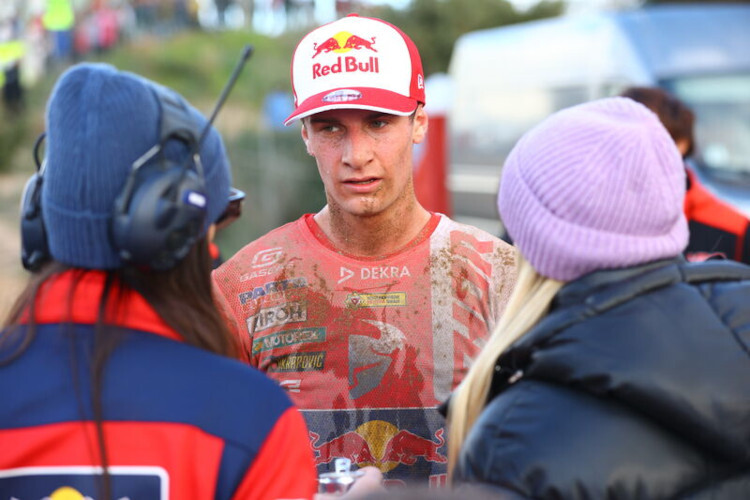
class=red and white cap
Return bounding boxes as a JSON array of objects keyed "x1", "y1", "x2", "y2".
[{"x1": 284, "y1": 14, "x2": 426, "y2": 126}]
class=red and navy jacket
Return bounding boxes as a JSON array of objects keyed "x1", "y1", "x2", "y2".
[
  {"x1": 0, "y1": 270, "x2": 317, "y2": 500},
  {"x1": 684, "y1": 169, "x2": 750, "y2": 264}
]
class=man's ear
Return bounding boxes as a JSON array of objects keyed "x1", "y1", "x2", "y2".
[
  {"x1": 301, "y1": 121, "x2": 312, "y2": 155},
  {"x1": 412, "y1": 105, "x2": 428, "y2": 144}
]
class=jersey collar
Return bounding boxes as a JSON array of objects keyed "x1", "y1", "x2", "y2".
[{"x1": 21, "y1": 270, "x2": 182, "y2": 342}]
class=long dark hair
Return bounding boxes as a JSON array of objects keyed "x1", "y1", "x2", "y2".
[{"x1": 1, "y1": 236, "x2": 236, "y2": 497}]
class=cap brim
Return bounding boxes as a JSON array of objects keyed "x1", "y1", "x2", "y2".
[{"x1": 284, "y1": 87, "x2": 418, "y2": 126}]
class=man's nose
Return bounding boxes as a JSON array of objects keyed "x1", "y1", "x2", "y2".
[{"x1": 341, "y1": 128, "x2": 374, "y2": 168}]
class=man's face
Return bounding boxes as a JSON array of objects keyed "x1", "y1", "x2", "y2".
[{"x1": 301, "y1": 106, "x2": 428, "y2": 220}]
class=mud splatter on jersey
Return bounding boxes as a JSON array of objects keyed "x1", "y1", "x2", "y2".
[{"x1": 213, "y1": 213, "x2": 516, "y2": 485}]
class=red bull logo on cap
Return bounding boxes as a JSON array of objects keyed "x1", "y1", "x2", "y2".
[
  {"x1": 312, "y1": 31, "x2": 378, "y2": 58},
  {"x1": 311, "y1": 31, "x2": 380, "y2": 80}
]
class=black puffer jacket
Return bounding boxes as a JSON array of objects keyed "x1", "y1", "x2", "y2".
[{"x1": 454, "y1": 258, "x2": 750, "y2": 499}]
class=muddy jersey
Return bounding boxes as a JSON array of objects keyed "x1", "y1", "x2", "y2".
[{"x1": 212, "y1": 213, "x2": 516, "y2": 486}]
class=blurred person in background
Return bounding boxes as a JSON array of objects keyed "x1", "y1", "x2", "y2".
[
  {"x1": 448, "y1": 97, "x2": 750, "y2": 498},
  {"x1": 42, "y1": 0, "x2": 74, "y2": 65},
  {"x1": 213, "y1": 13, "x2": 517, "y2": 486},
  {"x1": 215, "y1": 0, "x2": 234, "y2": 27},
  {"x1": 621, "y1": 86, "x2": 750, "y2": 265},
  {"x1": 0, "y1": 63, "x2": 317, "y2": 499},
  {"x1": 0, "y1": 14, "x2": 25, "y2": 114}
]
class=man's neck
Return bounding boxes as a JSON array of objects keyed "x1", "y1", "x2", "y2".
[{"x1": 314, "y1": 203, "x2": 432, "y2": 258}]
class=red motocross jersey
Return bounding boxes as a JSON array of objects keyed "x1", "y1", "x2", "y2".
[{"x1": 213, "y1": 213, "x2": 517, "y2": 486}]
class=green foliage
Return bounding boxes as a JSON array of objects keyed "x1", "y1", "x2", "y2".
[
  {"x1": 0, "y1": 67, "x2": 56, "y2": 174},
  {"x1": 1, "y1": 28, "x2": 302, "y2": 173},
  {"x1": 363, "y1": 0, "x2": 564, "y2": 75},
  {"x1": 0, "y1": 110, "x2": 27, "y2": 173},
  {"x1": 86, "y1": 28, "x2": 300, "y2": 110}
]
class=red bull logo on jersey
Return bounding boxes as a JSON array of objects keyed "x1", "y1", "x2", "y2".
[
  {"x1": 303, "y1": 408, "x2": 448, "y2": 485},
  {"x1": 309, "y1": 430, "x2": 377, "y2": 466},
  {"x1": 309, "y1": 421, "x2": 447, "y2": 473},
  {"x1": 381, "y1": 428, "x2": 446, "y2": 465},
  {"x1": 311, "y1": 31, "x2": 380, "y2": 80}
]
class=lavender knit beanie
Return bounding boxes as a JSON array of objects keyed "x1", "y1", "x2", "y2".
[{"x1": 498, "y1": 97, "x2": 688, "y2": 281}]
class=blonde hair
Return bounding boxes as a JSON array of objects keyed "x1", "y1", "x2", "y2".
[{"x1": 447, "y1": 254, "x2": 564, "y2": 480}]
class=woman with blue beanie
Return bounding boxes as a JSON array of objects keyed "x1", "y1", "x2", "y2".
[
  {"x1": 0, "y1": 63, "x2": 317, "y2": 499},
  {"x1": 448, "y1": 97, "x2": 750, "y2": 497}
]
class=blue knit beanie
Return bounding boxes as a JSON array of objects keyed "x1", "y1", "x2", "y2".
[{"x1": 42, "y1": 63, "x2": 231, "y2": 269}]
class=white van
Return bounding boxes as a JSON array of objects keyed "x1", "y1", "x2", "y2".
[{"x1": 447, "y1": 3, "x2": 750, "y2": 235}]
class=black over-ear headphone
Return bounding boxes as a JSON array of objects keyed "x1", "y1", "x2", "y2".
[
  {"x1": 20, "y1": 133, "x2": 50, "y2": 272},
  {"x1": 20, "y1": 91, "x2": 207, "y2": 272},
  {"x1": 111, "y1": 89, "x2": 208, "y2": 271}
]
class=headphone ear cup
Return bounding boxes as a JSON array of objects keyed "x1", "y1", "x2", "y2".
[
  {"x1": 112, "y1": 162, "x2": 207, "y2": 271},
  {"x1": 20, "y1": 173, "x2": 50, "y2": 271}
]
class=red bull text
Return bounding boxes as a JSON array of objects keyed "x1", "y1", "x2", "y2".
[
  {"x1": 311, "y1": 33, "x2": 380, "y2": 80},
  {"x1": 313, "y1": 57, "x2": 380, "y2": 79}
]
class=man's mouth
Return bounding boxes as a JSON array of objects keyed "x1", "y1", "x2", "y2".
[{"x1": 346, "y1": 178, "x2": 378, "y2": 184}]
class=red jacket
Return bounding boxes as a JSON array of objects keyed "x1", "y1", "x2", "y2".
[
  {"x1": 0, "y1": 270, "x2": 317, "y2": 499},
  {"x1": 684, "y1": 169, "x2": 750, "y2": 264}
]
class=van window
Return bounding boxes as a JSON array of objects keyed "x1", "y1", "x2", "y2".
[{"x1": 665, "y1": 73, "x2": 750, "y2": 178}]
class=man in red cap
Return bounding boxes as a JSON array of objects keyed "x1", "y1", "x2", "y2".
[{"x1": 213, "y1": 14, "x2": 516, "y2": 486}]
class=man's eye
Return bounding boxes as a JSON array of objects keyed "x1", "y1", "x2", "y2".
[{"x1": 370, "y1": 120, "x2": 387, "y2": 129}]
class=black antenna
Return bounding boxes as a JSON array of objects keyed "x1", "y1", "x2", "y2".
[{"x1": 199, "y1": 44, "x2": 254, "y2": 145}]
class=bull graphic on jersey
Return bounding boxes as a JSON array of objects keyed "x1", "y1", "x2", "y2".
[{"x1": 348, "y1": 320, "x2": 405, "y2": 399}]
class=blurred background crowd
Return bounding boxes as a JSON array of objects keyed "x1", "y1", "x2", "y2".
[{"x1": 0, "y1": 0, "x2": 571, "y2": 315}]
